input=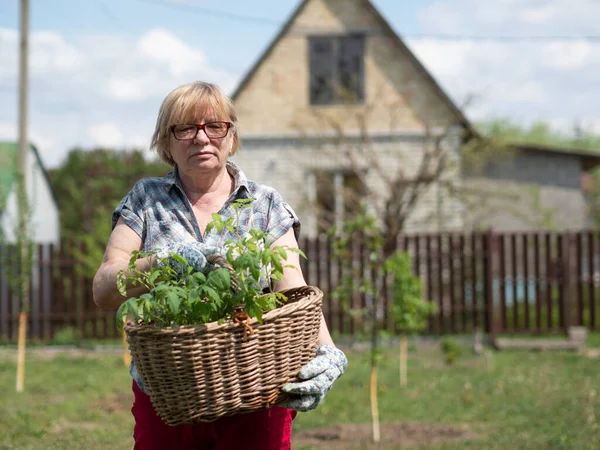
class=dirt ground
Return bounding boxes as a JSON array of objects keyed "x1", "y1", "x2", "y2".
[{"x1": 292, "y1": 422, "x2": 477, "y2": 449}]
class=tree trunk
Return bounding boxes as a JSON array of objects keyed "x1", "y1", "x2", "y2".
[
  {"x1": 16, "y1": 311, "x2": 27, "y2": 392},
  {"x1": 400, "y1": 334, "x2": 408, "y2": 387},
  {"x1": 370, "y1": 366, "x2": 380, "y2": 443},
  {"x1": 369, "y1": 292, "x2": 380, "y2": 443}
]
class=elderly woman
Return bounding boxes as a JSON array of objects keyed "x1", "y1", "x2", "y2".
[{"x1": 92, "y1": 81, "x2": 347, "y2": 450}]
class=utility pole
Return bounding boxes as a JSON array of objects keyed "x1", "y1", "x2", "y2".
[{"x1": 16, "y1": 0, "x2": 30, "y2": 394}]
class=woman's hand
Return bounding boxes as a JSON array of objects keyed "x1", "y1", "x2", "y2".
[
  {"x1": 156, "y1": 240, "x2": 222, "y2": 276},
  {"x1": 153, "y1": 218, "x2": 222, "y2": 276},
  {"x1": 279, "y1": 344, "x2": 348, "y2": 411}
]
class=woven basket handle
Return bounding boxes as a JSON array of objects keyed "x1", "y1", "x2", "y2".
[{"x1": 206, "y1": 253, "x2": 241, "y2": 293}]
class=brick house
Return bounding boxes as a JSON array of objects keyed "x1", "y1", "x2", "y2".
[{"x1": 229, "y1": 0, "x2": 600, "y2": 235}]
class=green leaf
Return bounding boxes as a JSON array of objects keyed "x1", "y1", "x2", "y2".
[
  {"x1": 192, "y1": 272, "x2": 207, "y2": 283},
  {"x1": 170, "y1": 253, "x2": 188, "y2": 266},
  {"x1": 271, "y1": 257, "x2": 283, "y2": 274},
  {"x1": 254, "y1": 307, "x2": 263, "y2": 323},
  {"x1": 201, "y1": 286, "x2": 220, "y2": 303},
  {"x1": 116, "y1": 299, "x2": 133, "y2": 328},
  {"x1": 166, "y1": 292, "x2": 182, "y2": 316},
  {"x1": 207, "y1": 268, "x2": 230, "y2": 292},
  {"x1": 148, "y1": 270, "x2": 161, "y2": 285}
]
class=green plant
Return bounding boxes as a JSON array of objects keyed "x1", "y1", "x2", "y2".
[
  {"x1": 50, "y1": 326, "x2": 79, "y2": 346},
  {"x1": 440, "y1": 337, "x2": 463, "y2": 365},
  {"x1": 115, "y1": 198, "x2": 304, "y2": 328},
  {"x1": 385, "y1": 251, "x2": 436, "y2": 386},
  {"x1": 386, "y1": 252, "x2": 436, "y2": 334}
]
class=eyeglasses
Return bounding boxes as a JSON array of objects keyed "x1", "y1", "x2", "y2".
[{"x1": 170, "y1": 121, "x2": 233, "y2": 140}]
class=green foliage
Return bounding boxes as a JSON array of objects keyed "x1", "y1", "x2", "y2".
[
  {"x1": 115, "y1": 199, "x2": 303, "y2": 328},
  {"x1": 330, "y1": 202, "x2": 436, "y2": 371},
  {"x1": 331, "y1": 209, "x2": 383, "y2": 313},
  {"x1": 331, "y1": 203, "x2": 435, "y2": 334},
  {"x1": 48, "y1": 148, "x2": 169, "y2": 278},
  {"x1": 440, "y1": 336, "x2": 463, "y2": 365},
  {"x1": 477, "y1": 118, "x2": 600, "y2": 150},
  {"x1": 3, "y1": 171, "x2": 35, "y2": 313},
  {"x1": 385, "y1": 252, "x2": 436, "y2": 335},
  {"x1": 50, "y1": 326, "x2": 79, "y2": 346}
]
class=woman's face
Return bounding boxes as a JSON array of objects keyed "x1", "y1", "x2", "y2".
[{"x1": 168, "y1": 108, "x2": 234, "y2": 176}]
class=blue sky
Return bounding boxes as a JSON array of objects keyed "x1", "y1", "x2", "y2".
[
  {"x1": 1, "y1": 0, "x2": 599, "y2": 168},
  {"x1": 0, "y1": 0, "x2": 432, "y2": 78}
]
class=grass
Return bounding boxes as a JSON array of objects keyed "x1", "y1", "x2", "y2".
[
  {"x1": 297, "y1": 343, "x2": 600, "y2": 449},
  {"x1": 0, "y1": 338, "x2": 599, "y2": 449}
]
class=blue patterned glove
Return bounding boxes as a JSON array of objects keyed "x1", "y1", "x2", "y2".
[
  {"x1": 280, "y1": 344, "x2": 348, "y2": 412},
  {"x1": 153, "y1": 218, "x2": 223, "y2": 276},
  {"x1": 156, "y1": 240, "x2": 222, "y2": 276}
]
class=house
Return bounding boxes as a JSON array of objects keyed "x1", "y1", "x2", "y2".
[
  {"x1": 229, "y1": 0, "x2": 600, "y2": 235},
  {"x1": 0, "y1": 142, "x2": 60, "y2": 244},
  {"x1": 464, "y1": 142, "x2": 600, "y2": 231}
]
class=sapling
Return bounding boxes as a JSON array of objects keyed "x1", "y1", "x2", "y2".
[
  {"x1": 386, "y1": 252, "x2": 436, "y2": 386},
  {"x1": 331, "y1": 202, "x2": 436, "y2": 441},
  {"x1": 116, "y1": 198, "x2": 304, "y2": 329},
  {"x1": 329, "y1": 206, "x2": 387, "y2": 443}
]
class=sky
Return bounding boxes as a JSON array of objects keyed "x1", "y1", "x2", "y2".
[{"x1": 0, "y1": 0, "x2": 599, "y2": 169}]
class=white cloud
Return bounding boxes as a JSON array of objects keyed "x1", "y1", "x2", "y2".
[
  {"x1": 87, "y1": 122, "x2": 125, "y2": 148},
  {"x1": 541, "y1": 40, "x2": 591, "y2": 70},
  {"x1": 518, "y1": 5, "x2": 558, "y2": 23},
  {"x1": 2, "y1": 0, "x2": 600, "y2": 173},
  {"x1": 419, "y1": 0, "x2": 600, "y2": 35},
  {"x1": 407, "y1": 0, "x2": 600, "y2": 129},
  {"x1": 138, "y1": 28, "x2": 207, "y2": 77},
  {"x1": 0, "y1": 27, "x2": 240, "y2": 169},
  {"x1": 0, "y1": 122, "x2": 16, "y2": 139}
]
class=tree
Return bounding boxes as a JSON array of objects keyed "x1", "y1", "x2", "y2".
[
  {"x1": 476, "y1": 118, "x2": 600, "y2": 151},
  {"x1": 0, "y1": 170, "x2": 34, "y2": 391},
  {"x1": 48, "y1": 148, "x2": 169, "y2": 278},
  {"x1": 286, "y1": 91, "x2": 516, "y2": 444},
  {"x1": 46, "y1": 148, "x2": 168, "y2": 351},
  {"x1": 385, "y1": 252, "x2": 435, "y2": 387},
  {"x1": 288, "y1": 88, "x2": 521, "y2": 246},
  {"x1": 331, "y1": 204, "x2": 435, "y2": 443}
]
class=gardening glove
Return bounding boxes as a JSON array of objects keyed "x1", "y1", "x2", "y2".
[
  {"x1": 154, "y1": 219, "x2": 223, "y2": 276},
  {"x1": 280, "y1": 344, "x2": 348, "y2": 412},
  {"x1": 156, "y1": 240, "x2": 223, "y2": 276}
]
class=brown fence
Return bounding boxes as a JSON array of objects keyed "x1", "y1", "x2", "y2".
[{"x1": 1, "y1": 230, "x2": 600, "y2": 343}]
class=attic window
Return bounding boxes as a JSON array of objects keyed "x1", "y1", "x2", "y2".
[{"x1": 309, "y1": 34, "x2": 365, "y2": 105}]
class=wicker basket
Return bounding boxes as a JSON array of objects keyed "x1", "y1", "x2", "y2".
[{"x1": 124, "y1": 285, "x2": 323, "y2": 425}]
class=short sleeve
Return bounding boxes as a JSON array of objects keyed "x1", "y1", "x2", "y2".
[
  {"x1": 112, "y1": 190, "x2": 145, "y2": 239},
  {"x1": 266, "y1": 190, "x2": 301, "y2": 245}
]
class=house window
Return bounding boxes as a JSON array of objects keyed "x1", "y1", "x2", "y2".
[
  {"x1": 309, "y1": 34, "x2": 365, "y2": 105},
  {"x1": 315, "y1": 169, "x2": 366, "y2": 233}
]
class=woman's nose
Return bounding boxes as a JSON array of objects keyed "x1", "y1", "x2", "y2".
[{"x1": 194, "y1": 128, "x2": 210, "y2": 144}]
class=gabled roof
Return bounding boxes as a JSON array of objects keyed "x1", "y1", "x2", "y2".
[
  {"x1": 230, "y1": 0, "x2": 600, "y2": 170},
  {"x1": 230, "y1": 0, "x2": 475, "y2": 135}
]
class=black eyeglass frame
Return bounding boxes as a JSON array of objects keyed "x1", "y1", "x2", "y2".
[{"x1": 169, "y1": 121, "x2": 233, "y2": 140}]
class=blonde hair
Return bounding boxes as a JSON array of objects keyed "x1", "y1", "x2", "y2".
[{"x1": 151, "y1": 81, "x2": 240, "y2": 166}]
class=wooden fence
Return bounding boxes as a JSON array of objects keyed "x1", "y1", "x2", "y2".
[{"x1": 1, "y1": 229, "x2": 600, "y2": 343}]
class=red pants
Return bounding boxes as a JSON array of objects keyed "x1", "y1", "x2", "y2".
[{"x1": 131, "y1": 381, "x2": 297, "y2": 449}]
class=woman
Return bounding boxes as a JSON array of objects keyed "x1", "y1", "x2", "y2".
[{"x1": 92, "y1": 81, "x2": 347, "y2": 450}]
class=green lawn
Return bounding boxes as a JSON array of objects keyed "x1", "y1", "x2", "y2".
[{"x1": 0, "y1": 338, "x2": 599, "y2": 449}]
